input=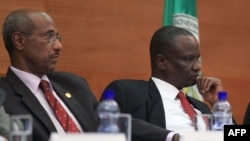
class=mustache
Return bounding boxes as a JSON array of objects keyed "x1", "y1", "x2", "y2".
[{"x1": 51, "y1": 52, "x2": 60, "y2": 58}]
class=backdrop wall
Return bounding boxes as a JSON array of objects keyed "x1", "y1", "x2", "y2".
[{"x1": 0, "y1": 0, "x2": 249, "y2": 124}]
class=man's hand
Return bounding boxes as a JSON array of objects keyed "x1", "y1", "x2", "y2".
[{"x1": 196, "y1": 77, "x2": 223, "y2": 107}]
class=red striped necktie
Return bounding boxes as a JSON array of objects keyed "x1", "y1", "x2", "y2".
[
  {"x1": 177, "y1": 91, "x2": 197, "y2": 121},
  {"x1": 39, "y1": 80, "x2": 80, "y2": 133}
]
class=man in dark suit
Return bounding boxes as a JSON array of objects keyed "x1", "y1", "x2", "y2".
[
  {"x1": 0, "y1": 9, "x2": 99, "y2": 141},
  {"x1": 101, "y1": 26, "x2": 225, "y2": 141},
  {"x1": 243, "y1": 102, "x2": 250, "y2": 124}
]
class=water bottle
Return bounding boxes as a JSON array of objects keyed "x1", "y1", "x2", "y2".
[
  {"x1": 212, "y1": 91, "x2": 233, "y2": 130},
  {"x1": 97, "y1": 89, "x2": 120, "y2": 133}
]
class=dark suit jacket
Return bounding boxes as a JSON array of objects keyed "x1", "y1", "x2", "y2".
[
  {"x1": 243, "y1": 102, "x2": 250, "y2": 124},
  {"x1": 0, "y1": 68, "x2": 99, "y2": 141},
  {"x1": 101, "y1": 79, "x2": 212, "y2": 141},
  {"x1": 0, "y1": 88, "x2": 9, "y2": 138},
  {"x1": 0, "y1": 88, "x2": 6, "y2": 106}
]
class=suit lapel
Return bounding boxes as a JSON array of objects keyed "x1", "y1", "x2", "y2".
[
  {"x1": 146, "y1": 79, "x2": 166, "y2": 128},
  {"x1": 50, "y1": 82, "x2": 96, "y2": 131},
  {"x1": 6, "y1": 69, "x2": 56, "y2": 131},
  {"x1": 186, "y1": 96, "x2": 212, "y2": 114}
]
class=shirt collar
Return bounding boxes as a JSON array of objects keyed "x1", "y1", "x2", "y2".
[
  {"x1": 10, "y1": 66, "x2": 50, "y2": 94},
  {"x1": 151, "y1": 77, "x2": 180, "y2": 100}
]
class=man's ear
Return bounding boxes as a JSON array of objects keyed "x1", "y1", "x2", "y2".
[
  {"x1": 155, "y1": 54, "x2": 167, "y2": 70},
  {"x1": 12, "y1": 32, "x2": 25, "y2": 51}
]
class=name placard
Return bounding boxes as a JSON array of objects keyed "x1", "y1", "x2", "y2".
[{"x1": 49, "y1": 132, "x2": 126, "y2": 141}]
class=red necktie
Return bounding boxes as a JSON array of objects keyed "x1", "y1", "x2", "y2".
[
  {"x1": 39, "y1": 80, "x2": 80, "y2": 133},
  {"x1": 177, "y1": 91, "x2": 197, "y2": 121}
]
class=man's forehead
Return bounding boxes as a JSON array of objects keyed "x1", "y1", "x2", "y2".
[
  {"x1": 29, "y1": 13, "x2": 56, "y2": 32},
  {"x1": 174, "y1": 35, "x2": 199, "y2": 47}
]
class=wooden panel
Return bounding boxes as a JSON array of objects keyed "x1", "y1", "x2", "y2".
[
  {"x1": 45, "y1": 0, "x2": 161, "y2": 98},
  {"x1": 197, "y1": 0, "x2": 250, "y2": 124},
  {"x1": 0, "y1": 0, "x2": 249, "y2": 124}
]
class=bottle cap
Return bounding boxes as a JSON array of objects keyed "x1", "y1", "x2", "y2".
[
  {"x1": 218, "y1": 91, "x2": 227, "y2": 101},
  {"x1": 103, "y1": 89, "x2": 115, "y2": 100}
]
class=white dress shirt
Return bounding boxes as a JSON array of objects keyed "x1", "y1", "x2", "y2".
[
  {"x1": 151, "y1": 77, "x2": 202, "y2": 141},
  {"x1": 10, "y1": 66, "x2": 83, "y2": 133}
]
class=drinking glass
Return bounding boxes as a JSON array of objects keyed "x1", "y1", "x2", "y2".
[
  {"x1": 194, "y1": 114, "x2": 213, "y2": 131},
  {"x1": 9, "y1": 114, "x2": 33, "y2": 141},
  {"x1": 117, "y1": 113, "x2": 131, "y2": 141}
]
